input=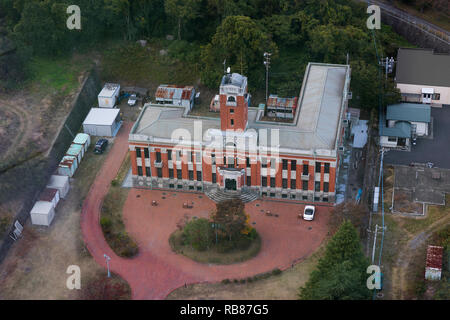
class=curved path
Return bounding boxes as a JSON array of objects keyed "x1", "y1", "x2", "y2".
[{"x1": 81, "y1": 122, "x2": 331, "y2": 299}]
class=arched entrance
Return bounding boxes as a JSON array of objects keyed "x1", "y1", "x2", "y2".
[{"x1": 225, "y1": 178, "x2": 237, "y2": 191}]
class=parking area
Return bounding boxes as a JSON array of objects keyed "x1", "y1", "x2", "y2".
[{"x1": 384, "y1": 105, "x2": 450, "y2": 169}]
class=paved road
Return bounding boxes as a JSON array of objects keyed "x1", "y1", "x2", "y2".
[{"x1": 81, "y1": 121, "x2": 331, "y2": 299}]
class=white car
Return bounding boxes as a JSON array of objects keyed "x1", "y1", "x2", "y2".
[
  {"x1": 128, "y1": 94, "x2": 137, "y2": 106},
  {"x1": 302, "y1": 205, "x2": 316, "y2": 221}
]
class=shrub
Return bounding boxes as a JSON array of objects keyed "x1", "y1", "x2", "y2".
[
  {"x1": 221, "y1": 279, "x2": 231, "y2": 284},
  {"x1": 271, "y1": 268, "x2": 282, "y2": 276},
  {"x1": 239, "y1": 279, "x2": 246, "y2": 284},
  {"x1": 111, "y1": 179, "x2": 119, "y2": 187},
  {"x1": 100, "y1": 217, "x2": 112, "y2": 231},
  {"x1": 182, "y1": 218, "x2": 214, "y2": 251}
]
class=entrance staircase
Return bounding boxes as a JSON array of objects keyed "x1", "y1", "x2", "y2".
[{"x1": 205, "y1": 188, "x2": 259, "y2": 203}]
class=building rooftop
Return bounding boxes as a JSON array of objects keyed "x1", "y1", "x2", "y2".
[
  {"x1": 39, "y1": 188, "x2": 58, "y2": 202},
  {"x1": 387, "y1": 103, "x2": 431, "y2": 123},
  {"x1": 221, "y1": 73, "x2": 247, "y2": 89},
  {"x1": 396, "y1": 48, "x2": 450, "y2": 87},
  {"x1": 98, "y1": 83, "x2": 120, "y2": 97},
  {"x1": 130, "y1": 63, "x2": 350, "y2": 155},
  {"x1": 267, "y1": 95, "x2": 298, "y2": 110},
  {"x1": 426, "y1": 245, "x2": 443, "y2": 270},
  {"x1": 155, "y1": 85, "x2": 194, "y2": 101},
  {"x1": 83, "y1": 108, "x2": 120, "y2": 126}
]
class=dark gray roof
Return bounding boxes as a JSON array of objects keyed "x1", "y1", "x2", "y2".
[
  {"x1": 396, "y1": 48, "x2": 450, "y2": 87},
  {"x1": 386, "y1": 103, "x2": 431, "y2": 123}
]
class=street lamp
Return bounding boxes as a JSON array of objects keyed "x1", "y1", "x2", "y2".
[
  {"x1": 263, "y1": 52, "x2": 271, "y2": 103},
  {"x1": 103, "y1": 254, "x2": 111, "y2": 278}
]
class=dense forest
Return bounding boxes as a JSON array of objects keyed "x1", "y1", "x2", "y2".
[
  {"x1": 395, "y1": 0, "x2": 449, "y2": 13},
  {"x1": 0, "y1": 0, "x2": 411, "y2": 109}
]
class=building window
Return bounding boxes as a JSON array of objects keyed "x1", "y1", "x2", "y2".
[
  {"x1": 137, "y1": 166, "x2": 143, "y2": 176},
  {"x1": 270, "y1": 193, "x2": 275, "y2": 198},
  {"x1": 169, "y1": 169, "x2": 174, "y2": 179},
  {"x1": 291, "y1": 160, "x2": 296, "y2": 171},
  {"x1": 189, "y1": 185, "x2": 194, "y2": 190},
  {"x1": 388, "y1": 136, "x2": 397, "y2": 142},
  {"x1": 433, "y1": 93, "x2": 440, "y2": 100},
  {"x1": 315, "y1": 162, "x2": 321, "y2": 173},
  {"x1": 212, "y1": 173, "x2": 216, "y2": 183},
  {"x1": 177, "y1": 184, "x2": 182, "y2": 189},
  {"x1": 291, "y1": 194, "x2": 296, "y2": 199},
  {"x1": 157, "y1": 168, "x2": 162, "y2": 178},
  {"x1": 246, "y1": 176, "x2": 251, "y2": 186},
  {"x1": 156, "y1": 151, "x2": 161, "y2": 163},
  {"x1": 262, "y1": 176, "x2": 267, "y2": 187},
  {"x1": 291, "y1": 179, "x2": 296, "y2": 189},
  {"x1": 230, "y1": 119, "x2": 234, "y2": 126},
  {"x1": 177, "y1": 169, "x2": 182, "y2": 179},
  {"x1": 324, "y1": 163, "x2": 330, "y2": 174},
  {"x1": 223, "y1": 156, "x2": 226, "y2": 165},
  {"x1": 261, "y1": 158, "x2": 267, "y2": 168},
  {"x1": 303, "y1": 164, "x2": 309, "y2": 175},
  {"x1": 302, "y1": 195, "x2": 308, "y2": 200},
  {"x1": 282, "y1": 194, "x2": 288, "y2": 198},
  {"x1": 144, "y1": 148, "x2": 149, "y2": 159},
  {"x1": 282, "y1": 178, "x2": 287, "y2": 189},
  {"x1": 190, "y1": 152, "x2": 194, "y2": 163},
  {"x1": 227, "y1": 96, "x2": 236, "y2": 103},
  {"x1": 136, "y1": 148, "x2": 141, "y2": 158},
  {"x1": 169, "y1": 184, "x2": 174, "y2": 188},
  {"x1": 323, "y1": 197, "x2": 328, "y2": 202},
  {"x1": 270, "y1": 158, "x2": 276, "y2": 169},
  {"x1": 168, "y1": 149, "x2": 172, "y2": 160},
  {"x1": 145, "y1": 167, "x2": 151, "y2": 177},
  {"x1": 324, "y1": 182, "x2": 329, "y2": 193},
  {"x1": 177, "y1": 150, "x2": 182, "y2": 161},
  {"x1": 246, "y1": 157, "x2": 250, "y2": 167},
  {"x1": 302, "y1": 180, "x2": 308, "y2": 190},
  {"x1": 230, "y1": 109, "x2": 234, "y2": 114},
  {"x1": 270, "y1": 177, "x2": 276, "y2": 188},
  {"x1": 197, "y1": 171, "x2": 202, "y2": 181},
  {"x1": 212, "y1": 153, "x2": 216, "y2": 165},
  {"x1": 315, "y1": 181, "x2": 321, "y2": 192},
  {"x1": 282, "y1": 159, "x2": 288, "y2": 170},
  {"x1": 188, "y1": 170, "x2": 194, "y2": 180}
]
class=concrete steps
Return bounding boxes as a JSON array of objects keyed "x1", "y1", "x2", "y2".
[{"x1": 205, "y1": 188, "x2": 259, "y2": 203}]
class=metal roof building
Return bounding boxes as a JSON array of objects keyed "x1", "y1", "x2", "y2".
[
  {"x1": 396, "y1": 48, "x2": 450, "y2": 87},
  {"x1": 83, "y1": 108, "x2": 122, "y2": 137},
  {"x1": 386, "y1": 103, "x2": 431, "y2": 123},
  {"x1": 425, "y1": 245, "x2": 444, "y2": 281}
]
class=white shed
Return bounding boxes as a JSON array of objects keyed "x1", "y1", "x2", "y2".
[
  {"x1": 98, "y1": 83, "x2": 120, "y2": 108},
  {"x1": 83, "y1": 108, "x2": 122, "y2": 137},
  {"x1": 30, "y1": 201, "x2": 56, "y2": 226},
  {"x1": 39, "y1": 188, "x2": 60, "y2": 209},
  {"x1": 47, "y1": 175, "x2": 70, "y2": 199}
]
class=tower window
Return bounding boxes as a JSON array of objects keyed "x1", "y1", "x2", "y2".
[
  {"x1": 230, "y1": 109, "x2": 234, "y2": 114},
  {"x1": 230, "y1": 119, "x2": 234, "y2": 126},
  {"x1": 227, "y1": 96, "x2": 236, "y2": 102}
]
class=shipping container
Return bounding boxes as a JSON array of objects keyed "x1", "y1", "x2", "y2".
[
  {"x1": 73, "y1": 133, "x2": 91, "y2": 152},
  {"x1": 30, "y1": 201, "x2": 55, "y2": 226},
  {"x1": 46, "y1": 175, "x2": 70, "y2": 199},
  {"x1": 98, "y1": 83, "x2": 120, "y2": 108},
  {"x1": 58, "y1": 155, "x2": 78, "y2": 177},
  {"x1": 39, "y1": 188, "x2": 60, "y2": 209},
  {"x1": 66, "y1": 143, "x2": 84, "y2": 164}
]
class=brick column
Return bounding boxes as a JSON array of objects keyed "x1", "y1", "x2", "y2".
[
  {"x1": 308, "y1": 161, "x2": 314, "y2": 191},
  {"x1": 130, "y1": 149, "x2": 138, "y2": 175}
]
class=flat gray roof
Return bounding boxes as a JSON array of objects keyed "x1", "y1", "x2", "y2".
[
  {"x1": 83, "y1": 108, "x2": 120, "y2": 126},
  {"x1": 396, "y1": 48, "x2": 450, "y2": 87},
  {"x1": 130, "y1": 63, "x2": 349, "y2": 153}
]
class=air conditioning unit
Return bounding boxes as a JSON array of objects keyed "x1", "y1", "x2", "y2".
[
  {"x1": 342, "y1": 119, "x2": 349, "y2": 127},
  {"x1": 338, "y1": 146, "x2": 345, "y2": 153},
  {"x1": 347, "y1": 92, "x2": 352, "y2": 100}
]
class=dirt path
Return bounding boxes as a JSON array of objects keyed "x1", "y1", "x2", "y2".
[{"x1": 390, "y1": 214, "x2": 450, "y2": 299}]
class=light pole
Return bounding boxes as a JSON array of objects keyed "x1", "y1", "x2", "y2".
[
  {"x1": 263, "y1": 52, "x2": 271, "y2": 103},
  {"x1": 104, "y1": 254, "x2": 111, "y2": 278}
]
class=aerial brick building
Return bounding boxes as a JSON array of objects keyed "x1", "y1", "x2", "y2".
[{"x1": 128, "y1": 62, "x2": 351, "y2": 203}]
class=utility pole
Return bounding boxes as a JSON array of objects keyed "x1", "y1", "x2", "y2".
[
  {"x1": 371, "y1": 224, "x2": 378, "y2": 263},
  {"x1": 263, "y1": 52, "x2": 271, "y2": 103}
]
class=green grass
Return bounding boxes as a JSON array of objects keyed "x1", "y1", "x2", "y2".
[
  {"x1": 169, "y1": 229, "x2": 262, "y2": 265},
  {"x1": 28, "y1": 56, "x2": 90, "y2": 95}
]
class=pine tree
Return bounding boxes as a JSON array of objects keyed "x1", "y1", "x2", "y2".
[{"x1": 299, "y1": 220, "x2": 371, "y2": 300}]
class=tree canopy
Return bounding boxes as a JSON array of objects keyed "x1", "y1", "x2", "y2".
[{"x1": 299, "y1": 220, "x2": 371, "y2": 300}]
